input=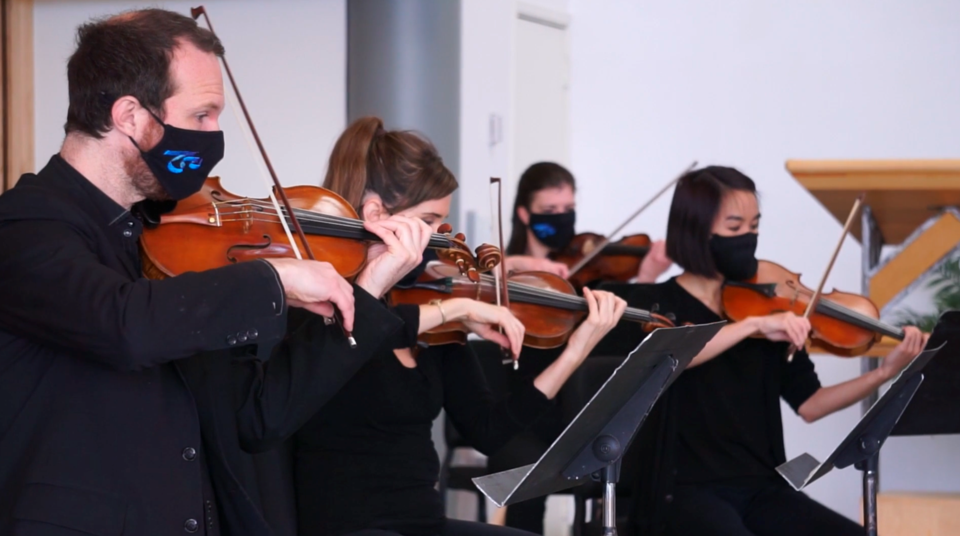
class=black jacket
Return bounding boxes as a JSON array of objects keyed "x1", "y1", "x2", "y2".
[{"x1": 0, "y1": 155, "x2": 403, "y2": 535}]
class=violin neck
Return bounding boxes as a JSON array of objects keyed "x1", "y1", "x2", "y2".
[
  {"x1": 814, "y1": 299, "x2": 905, "y2": 340},
  {"x1": 503, "y1": 280, "x2": 654, "y2": 324},
  {"x1": 292, "y1": 215, "x2": 451, "y2": 248},
  {"x1": 601, "y1": 244, "x2": 649, "y2": 257}
]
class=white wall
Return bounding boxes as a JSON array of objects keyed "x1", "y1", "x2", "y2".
[
  {"x1": 34, "y1": 0, "x2": 346, "y2": 197},
  {"x1": 567, "y1": 0, "x2": 960, "y2": 523}
]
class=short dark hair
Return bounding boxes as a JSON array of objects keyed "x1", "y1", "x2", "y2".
[
  {"x1": 666, "y1": 165, "x2": 757, "y2": 277},
  {"x1": 65, "y1": 9, "x2": 225, "y2": 138},
  {"x1": 507, "y1": 162, "x2": 576, "y2": 255}
]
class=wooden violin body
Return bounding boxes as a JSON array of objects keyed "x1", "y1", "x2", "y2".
[
  {"x1": 551, "y1": 232, "x2": 651, "y2": 288},
  {"x1": 140, "y1": 177, "x2": 497, "y2": 280},
  {"x1": 721, "y1": 260, "x2": 903, "y2": 357},
  {"x1": 390, "y1": 261, "x2": 675, "y2": 349}
]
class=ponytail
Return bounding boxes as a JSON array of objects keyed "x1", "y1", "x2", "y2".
[
  {"x1": 324, "y1": 116, "x2": 458, "y2": 215},
  {"x1": 323, "y1": 116, "x2": 384, "y2": 210}
]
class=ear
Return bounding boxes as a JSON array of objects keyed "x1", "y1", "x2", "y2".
[
  {"x1": 517, "y1": 206, "x2": 531, "y2": 226},
  {"x1": 111, "y1": 96, "x2": 147, "y2": 139},
  {"x1": 361, "y1": 197, "x2": 387, "y2": 222}
]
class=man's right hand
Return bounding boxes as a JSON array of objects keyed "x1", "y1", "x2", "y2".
[{"x1": 266, "y1": 258, "x2": 355, "y2": 331}]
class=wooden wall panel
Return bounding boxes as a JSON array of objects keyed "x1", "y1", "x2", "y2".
[{"x1": 2, "y1": 0, "x2": 33, "y2": 192}]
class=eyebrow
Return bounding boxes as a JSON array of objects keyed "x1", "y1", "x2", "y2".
[
  {"x1": 725, "y1": 213, "x2": 762, "y2": 222},
  {"x1": 194, "y1": 101, "x2": 223, "y2": 113},
  {"x1": 423, "y1": 212, "x2": 444, "y2": 219}
]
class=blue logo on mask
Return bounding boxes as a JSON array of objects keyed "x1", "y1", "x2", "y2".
[
  {"x1": 163, "y1": 150, "x2": 203, "y2": 174},
  {"x1": 531, "y1": 223, "x2": 556, "y2": 238}
]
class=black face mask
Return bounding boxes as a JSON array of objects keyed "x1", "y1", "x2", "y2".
[
  {"x1": 129, "y1": 110, "x2": 225, "y2": 200},
  {"x1": 528, "y1": 211, "x2": 576, "y2": 250},
  {"x1": 395, "y1": 248, "x2": 438, "y2": 289},
  {"x1": 709, "y1": 232, "x2": 759, "y2": 281}
]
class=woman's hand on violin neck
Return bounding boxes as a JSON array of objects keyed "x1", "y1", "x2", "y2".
[
  {"x1": 355, "y1": 216, "x2": 432, "y2": 298},
  {"x1": 449, "y1": 299, "x2": 525, "y2": 359},
  {"x1": 266, "y1": 258, "x2": 355, "y2": 331},
  {"x1": 879, "y1": 326, "x2": 929, "y2": 381},
  {"x1": 565, "y1": 288, "x2": 628, "y2": 359},
  {"x1": 504, "y1": 255, "x2": 569, "y2": 278},
  {"x1": 636, "y1": 239, "x2": 672, "y2": 283},
  {"x1": 753, "y1": 312, "x2": 811, "y2": 350}
]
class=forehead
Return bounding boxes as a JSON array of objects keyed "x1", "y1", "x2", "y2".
[
  {"x1": 530, "y1": 185, "x2": 575, "y2": 207},
  {"x1": 717, "y1": 190, "x2": 759, "y2": 217},
  {"x1": 166, "y1": 41, "x2": 223, "y2": 105}
]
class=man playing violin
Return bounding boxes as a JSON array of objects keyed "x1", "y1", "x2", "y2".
[
  {"x1": 0, "y1": 9, "x2": 429, "y2": 536},
  {"x1": 595, "y1": 166, "x2": 928, "y2": 536}
]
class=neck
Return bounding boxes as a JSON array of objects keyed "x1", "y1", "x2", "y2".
[
  {"x1": 525, "y1": 229, "x2": 553, "y2": 259},
  {"x1": 60, "y1": 134, "x2": 143, "y2": 210},
  {"x1": 675, "y1": 271, "x2": 724, "y2": 314}
]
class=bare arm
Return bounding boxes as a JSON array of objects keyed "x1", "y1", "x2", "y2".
[{"x1": 798, "y1": 327, "x2": 928, "y2": 422}]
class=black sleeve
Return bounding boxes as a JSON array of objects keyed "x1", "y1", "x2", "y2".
[
  {"x1": 780, "y1": 348, "x2": 821, "y2": 412},
  {"x1": 441, "y1": 344, "x2": 555, "y2": 455},
  {"x1": 389, "y1": 304, "x2": 421, "y2": 349},
  {"x1": 0, "y1": 220, "x2": 286, "y2": 370},
  {"x1": 235, "y1": 285, "x2": 405, "y2": 453},
  {"x1": 590, "y1": 282, "x2": 661, "y2": 356}
]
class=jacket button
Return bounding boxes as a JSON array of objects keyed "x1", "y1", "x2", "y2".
[
  {"x1": 226, "y1": 335, "x2": 237, "y2": 346},
  {"x1": 122, "y1": 229, "x2": 133, "y2": 238},
  {"x1": 184, "y1": 518, "x2": 199, "y2": 533},
  {"x1": 182, "y1": 447, "x2": 197, "y2": 461},
  {"x1": 237, "y1": 332, "x2": 248, "y2": 343},
  {"x1": 664, "y1": 494, "x2": 674, "y2": 503},
  {"x1": 248, "y1": 329, "x2": 258, "y2": 340}
]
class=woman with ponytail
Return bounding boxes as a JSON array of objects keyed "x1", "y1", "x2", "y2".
[{"x1": 284, "y1": 117, "x2": 628, "y2": 536}]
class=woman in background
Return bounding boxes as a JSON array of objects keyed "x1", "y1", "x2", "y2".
[
  {"x1": 504, "y1": 161, "x2": 673, "y2": 284},
  {"x1": 491, "y1": 162, "x2": 674, "y2": 534}
]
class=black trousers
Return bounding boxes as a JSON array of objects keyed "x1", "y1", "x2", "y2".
[
  {"x1": 663, "y1": 482, "x2": 863, "y2": 536},
  {"x1": 342, "y1": 519, "x2": 537, "y2": 536}
]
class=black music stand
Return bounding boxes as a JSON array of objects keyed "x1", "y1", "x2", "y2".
[
  {"x1": 776, "y1": 311, "x2": 959, "y2": 536},
  {"x1": 472, "y1": 322, "x2": 725, "y2": 536}
]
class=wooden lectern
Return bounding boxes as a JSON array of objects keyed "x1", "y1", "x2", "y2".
[
  {"x1": 787, "y1": 159, "x2": 960, "y2": 536},
  {"x1": 787, "y1": 159, "x2": 960, "y2": 358}
]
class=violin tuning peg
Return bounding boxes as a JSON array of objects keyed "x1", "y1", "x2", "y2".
[
  {"x1": 438, "y1": 223, "x2": 453, "y2": 235},
  {"x1": 666, "y1": 313, "x2": 676, "y2": 323},
  {"x1": 467, "y1": 268, "x2": 480, "y2": 283},
  {"x1": 455, "y1": 232, "x2": 466, "y2": 242}
]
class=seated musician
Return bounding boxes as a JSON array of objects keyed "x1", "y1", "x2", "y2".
[
  {"x1": 251, "y1": 116, "x2": 630, "y2": 536},
  {"x1": 594, "y1": 165, "x2": 928, "y2": 536},
  {"x1": 503, "y1": 161, "x2": 673, "y2": 282},
  {"x1": 490, "y1": 161, "x2": 674, "y2": 533}
]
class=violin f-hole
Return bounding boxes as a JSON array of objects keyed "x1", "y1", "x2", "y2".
[{"x1": 226, "y1": 235, "x2": 273, "y2": 264}]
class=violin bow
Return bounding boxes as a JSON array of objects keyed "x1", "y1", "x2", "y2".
[
  {"x1": 787, "y1": 193, "x2": 866, "y2": 362},
  {"x1": 191, "y1": 6, "x2": 356, "y2": 347},
  {"x1": 566, "y1": 161, "x2": 697, "y2": 278},
  {"x1": 490, "y1": 178, "x2": 517, "y2": 370}
]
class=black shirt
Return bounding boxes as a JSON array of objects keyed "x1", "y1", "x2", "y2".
[
  {"x1": 294, "y1": 313, "x2": 555, "y2": 536},
  {"x1": 0, "y1": 155, "x2": 287, "y2": 535},
  {"x1": 594, "y1": 278, "x2": 822, "y2": 532}
]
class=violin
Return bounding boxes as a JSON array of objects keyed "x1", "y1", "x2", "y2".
[
  {"x1": 139, "y1": 177, "x2": 499, "y2": 281},
  {"x1": 721, "y1": 260, "x2": 905, "y2": 357},
  {"x1": 550, "y1": 232, "x2": 651, "y2": 288},
  {"x1": 388, "y1": 261, "x2": 676, "y2": 349}
]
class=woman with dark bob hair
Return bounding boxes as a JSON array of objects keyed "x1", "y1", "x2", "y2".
[{"x1": 594, "y1": 165, "x2": 927, "y2": 536}]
